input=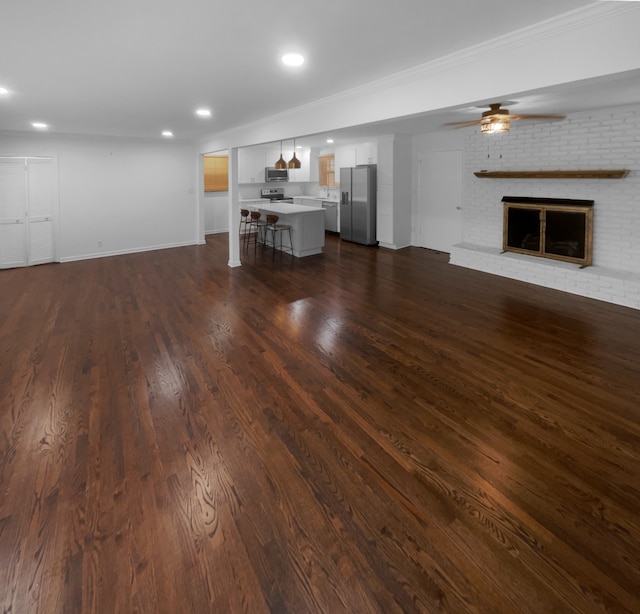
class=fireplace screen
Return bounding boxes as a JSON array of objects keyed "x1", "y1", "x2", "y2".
[{"x1": 502, "y1": 197, "x2": 594, "y2": 267}]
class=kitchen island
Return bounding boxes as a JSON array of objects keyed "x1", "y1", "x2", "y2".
[{"x1": 257, "y1": 202, "x2": 324, "y2": 257}]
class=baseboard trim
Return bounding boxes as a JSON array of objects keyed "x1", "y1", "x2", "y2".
[{"x1": 60, "y1": 240, "x2": 201, "y2": 263}]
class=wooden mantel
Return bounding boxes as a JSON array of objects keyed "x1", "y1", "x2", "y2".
[{"x1": 474, "y1": 170, "x2": 630, "y2": 179}]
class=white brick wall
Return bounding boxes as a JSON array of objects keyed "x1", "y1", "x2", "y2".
[{"x1": 452, "y1": 103, "x2": 640, "y2": 310}]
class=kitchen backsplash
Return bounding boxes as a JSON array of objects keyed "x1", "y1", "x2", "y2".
[
  {"x1": 320, "y1": 186, "x2": 339, "y2": 199},
  {"x1": 238, "y1": 183, "x2": 340, "y2": 200}
]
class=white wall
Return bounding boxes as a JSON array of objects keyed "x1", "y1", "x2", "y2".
[
  {"x1": 204, "y1": 192, "x2": 229, "y2": 234},
  {"x1": 449, "y1": 103, "x2": 640, "y2": 309},
  {"x1": 0, "y1": 133, "x2": 199, "y2": 261}
]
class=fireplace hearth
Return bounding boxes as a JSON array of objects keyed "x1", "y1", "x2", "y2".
[{"x1": 502, "y1": 196, "x2": 594, "y2": 267}]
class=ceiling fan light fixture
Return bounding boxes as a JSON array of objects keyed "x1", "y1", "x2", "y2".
[{"x1": 481, "y1": 119, "x2": 510, "y2": 134}]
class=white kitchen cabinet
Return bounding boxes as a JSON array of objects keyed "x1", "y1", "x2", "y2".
[
  {"x1": 334, "y1": 141, "x2": 377, "y2": 178},
  {"x1": 309, "y1": 147, "x2": 321, "y2": 183},
  {"x1": 238, "y1": 148, "x2": 253, "y2": 183},
  {"x1": 240, "y1": 145, "x2": 312, "y2": 183},
  {"x1": 257, "y1": 203, "x2": 325, "y2": 257},
  {"x1": 238, "y1": 147, "x2": 266, "y2": 183},
  {"x1": 254, "y1": 150, "x2": 268, "y2": 183},
  {"x1": 266, "y1": 149, "x2": 281, "y2": 170},
  {"x1": 284, "y1": 147, "x2": 311, "y2": 182},
  {"x1": 334, "y1": 145, "x2": 356, "y2": 174},
  {"x1": 239, "y1": 148, "x2": 270, "y2": 183},
  {"x1": 293, "y1": 197, "x2": 322, "y2": 207},
  {"x1": 356, "y1": 142, "x2": 377, "y2": 165}
]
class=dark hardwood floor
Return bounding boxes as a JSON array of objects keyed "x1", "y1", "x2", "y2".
[{"x1": 1, "y1": 233, "x2": 639, "y2": 613}]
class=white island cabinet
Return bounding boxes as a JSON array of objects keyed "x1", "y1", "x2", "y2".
[
  {"x1": 293, "y1": 196, "x2": 322, "y2": 207},
  {"x1": 258, "y1": 202, "x2": 324, "y2": 257}
]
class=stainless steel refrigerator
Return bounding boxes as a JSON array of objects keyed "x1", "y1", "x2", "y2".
[{"x1": 339, "y1": 164, "x2": 377, "y2": 245}]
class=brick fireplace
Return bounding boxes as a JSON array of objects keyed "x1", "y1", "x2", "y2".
[{"x1": 445, "y1": 103, "x2": 640, "y2": 310}]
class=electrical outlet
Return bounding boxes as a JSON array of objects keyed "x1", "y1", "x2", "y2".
[{"x1": 98, "y1": 240, "x2": 103, "y2": 247}]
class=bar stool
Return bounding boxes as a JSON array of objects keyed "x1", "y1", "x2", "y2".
[
  {"x1": 265, "y1": 214, "x2": 293, "y2": 259},
  {"x1": 247, "y1": 210, "x2": 267, "y2": 251},
  {"x1": 239, "y1": 209, "x2": 251, "y2": 248}
]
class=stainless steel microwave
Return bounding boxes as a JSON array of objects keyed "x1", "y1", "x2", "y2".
[{"x1": 265, "y1": 167, "x2": 289, "y2": 182}]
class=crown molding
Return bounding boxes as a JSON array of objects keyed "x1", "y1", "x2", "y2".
[{"x1": 302, "y1": 3, "x2": 638, "y2": 107}]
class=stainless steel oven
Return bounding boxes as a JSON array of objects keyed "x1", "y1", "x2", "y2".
[{"x1": 260, "y1": 188, "x2": 293, "y2": 203}]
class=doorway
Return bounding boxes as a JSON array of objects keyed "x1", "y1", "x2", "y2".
[
  {"x1": 0, "y1": 157, "x2": 57, "y2": 269},
  {"x1": 416, "y1": 149, "x2": 463, "y2": 253}
]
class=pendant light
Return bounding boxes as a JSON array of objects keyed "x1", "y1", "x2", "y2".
[
  {"x1": 287, "y1": 138, "x2": 301, "y2": 169},
  {"x1": 274, "y1": 141, "x2": 287, "y2": 169}
]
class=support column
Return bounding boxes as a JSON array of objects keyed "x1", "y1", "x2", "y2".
[{"x1": 228, "y1": 147, "x2": 241, "y2": 267}]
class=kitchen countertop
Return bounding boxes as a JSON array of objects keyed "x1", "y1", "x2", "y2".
[
  {"x1": 259, "y1": 202, "x2": 323, "y2": 215},
  {"x1": 239, "y1": 197, "x2": 339, "y2": 206},
  {"x1": 297, "y1": 195, "x2": 339, "y2": 203}
]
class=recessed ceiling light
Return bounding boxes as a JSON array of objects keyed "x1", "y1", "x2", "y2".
[
  {"x1": 326, "y1": 138, "x2": 334, "y2": 144},
  {"x1": 196, "y1": 108, "x2": 212, "y2": 118},
  {"x1": 162, "y1": 130, "x2": 174, "y2": 137},
  {"x1": 31, "y1": 122, "x2": 48, "y2": 129},
  {"x1": 282, "y1": 53, "x2": 305, "y2": 67},
  {"x1": 0, "y1": 87, "x2": 9, "y2": 95}
]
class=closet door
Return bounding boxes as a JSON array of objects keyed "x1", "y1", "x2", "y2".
[
  {"x1": 26, "y1": 158, "x2": 55, "y2": 265},
  {"x1": 0, "y1": 159, "x2": 28, "y2": 268},
  {"x1": 0, "y1": 157, "x2": 55, "y2": 269}
]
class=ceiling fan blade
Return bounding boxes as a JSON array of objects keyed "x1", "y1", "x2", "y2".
[
  {"x1": 443, "y1": 119, "x2": 483, "y2": 127},
  {"x1": 507, "y1": 114, "x2": 566, "y2": 121},
  {"x1": 444, "y1": 103, "x2": 566, "y2": 130}
]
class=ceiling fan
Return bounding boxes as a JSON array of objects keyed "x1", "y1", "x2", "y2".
[{"x1": 444, "y1": 103, "x2": 566, "y2": 134}]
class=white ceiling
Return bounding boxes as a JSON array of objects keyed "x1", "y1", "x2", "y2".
[{"x1": 1, "y1": 0, "x2": 638, "y2": 144}]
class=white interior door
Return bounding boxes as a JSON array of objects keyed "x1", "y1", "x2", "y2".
[
  {"x1": 0, "y1": 157, "x2": 55, "y2": 269},
  {"x1": 417, "y1": 149, "x2": 463, "y2": 253},
  {"x1": 26, "y1": 158, "x2": 55, "y2": 265},
  {"x1": 0, "y1": 159, "x2": 28, "y2": 268}
]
